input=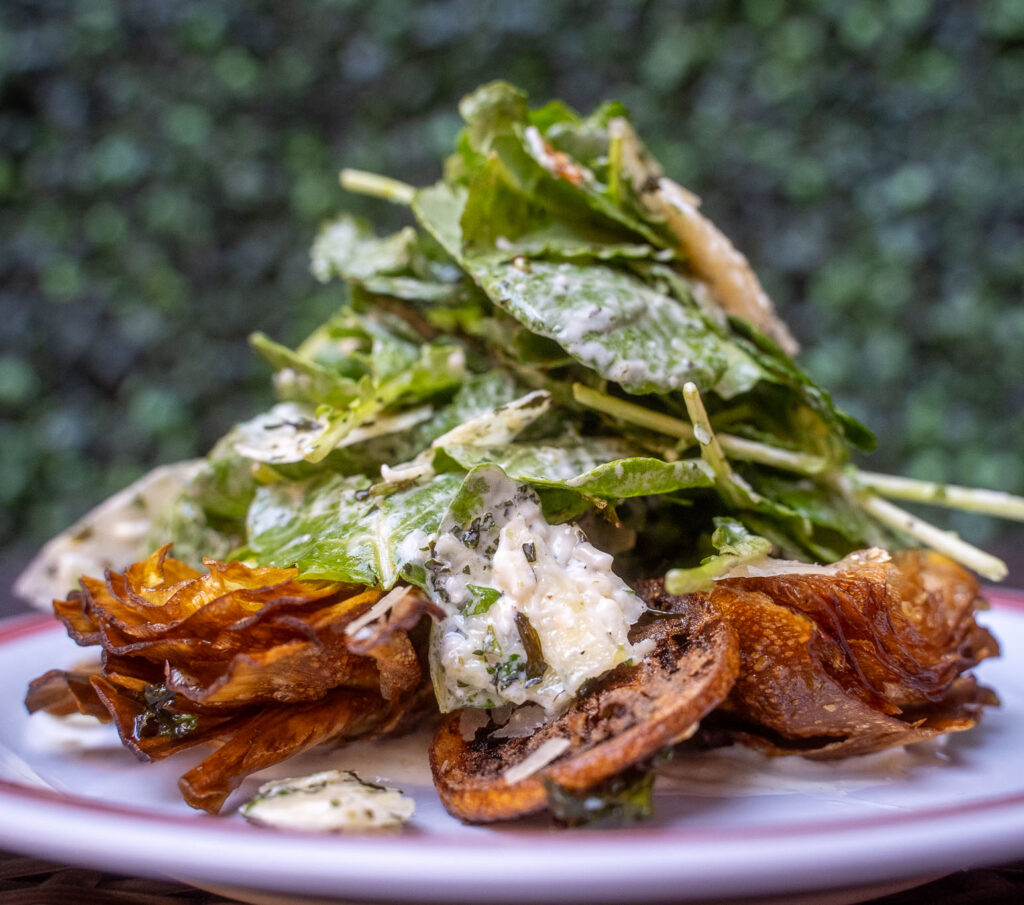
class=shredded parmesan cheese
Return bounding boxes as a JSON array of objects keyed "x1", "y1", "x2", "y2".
[
  {"x1": 345, "y1": 585, "x2": 411, "y2": 637},
  {"x1": 503, "y1": 737, "x2": 571, "y2": 785},
  {"x1": 458, "y1": 708, "x2": 491, "y2": 742}
]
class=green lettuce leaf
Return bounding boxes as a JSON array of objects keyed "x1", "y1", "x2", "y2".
[
  {"x1": 664, "y1": 518, "x2": 772, "y2": 594},
  {"x1": 728, "y1": 317, "x2": 876, "y2": 452},
  {"x1": 453, "y1": 81, "x2": 670, "y2": 247},
  {"x1": 248, "y1": 332, "x2": 362, "y2": 407},
  {"x1": 251, "y1": 307, "x2": 426, "y2": 406},
  {"x1": 310, "y1": 215, "x2": 418, "y2": 283},
  {"x1": 301, "y1": 342, "x2": 466, "y2": 463},
  {"x1": 246, "y1": 471, "x2": 465, "y2": 587},
  {"x1": 458, "y1": 152, "x2": 671, "y2": 261},
  {"x1": 473, "y1": 256, "x2": 764, "y2": 398},
  {"x1": 744, "y1": 470, "x2": 904, "y2": 561},
  {"x1": 438, "y1": 442, "x2": 714, "y2": 500},
  {"x1": 413, "y1": 183, "x2": 764, "y2": 399}
]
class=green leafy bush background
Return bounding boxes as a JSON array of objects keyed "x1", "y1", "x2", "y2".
[{"x1": 1, "y1": 0, "x2": 1021, "y2": 584}]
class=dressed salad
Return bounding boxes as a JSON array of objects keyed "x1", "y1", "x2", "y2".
[{"x1": 19, "y1": 82, "x2": 1022, "y2": 828}]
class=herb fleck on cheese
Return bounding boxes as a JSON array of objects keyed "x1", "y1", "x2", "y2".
[
  {"x1": 241, "y1": 770, "x2": 414, "y2": 832},
  {"x1": 426, "y1": 468, "x2": 651, "y2": 715}
]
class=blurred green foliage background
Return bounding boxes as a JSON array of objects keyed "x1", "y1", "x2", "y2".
[{"x1": 1, "y1": 0, "x2": 1022, "y2": 590}]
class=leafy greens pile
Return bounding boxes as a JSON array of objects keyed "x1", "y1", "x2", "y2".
[{"x1": 154, "y1": 80, "x2": 1019, "y2": 627}]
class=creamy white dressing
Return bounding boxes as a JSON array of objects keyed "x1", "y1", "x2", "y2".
[
  {"x1": 431, "y1": 390, "x2": 551, "y2": 448},
  {"x1": 394, "y1": 529, "x2": 432, "y2": 572},
  {"x1": 429, "y1": 479, "x2": 651, "y2": 715},
  {"x1": 233, "y1": 402, "x2": 433, "y2": 465},
  {"x1": 240, "y1": 770, "x2": 414, "y2": 832},
  {"x1": 23, "y1": 709, "x2": 121, "y2": 757}
]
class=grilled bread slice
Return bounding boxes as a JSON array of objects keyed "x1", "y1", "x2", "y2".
[{"x1": 429, "y1": 596, "x2": 738, "y2": 823}]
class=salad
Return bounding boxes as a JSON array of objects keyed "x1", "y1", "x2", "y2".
[{"x1": 19, "y1": 82, "x2": 1022, "y2": 828}]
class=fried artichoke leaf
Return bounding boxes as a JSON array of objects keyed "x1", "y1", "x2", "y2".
[
  {"x1": 707, "y1": 549, "x2": 999, "y2": 757},
  {"x1": 27, "y1": 548, "x2": 428, "y2": 813},
  {"x1": 178, "y1": 686, "x2": 409, "y2": 814},
  {"x1": 162, "y1": 591, "x2": 385, "y2": 706},
  {"x1": 53, "y1": 590, "x2": 103, "y2": 646},
  {"x1": 74, "y1": 550, "x2": 341, "y2": 649},
  {"x1": 163, "y1": 636, "x2": 383, "y2": 706},
  {"x1": 25, "y1": 666, "x2": 110, "y2": 721},
  {"x1": 89, "y1": 673, "x2": 247, "y2": 762}
]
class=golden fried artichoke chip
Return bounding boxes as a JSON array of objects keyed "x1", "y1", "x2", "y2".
[
  {"x1": 89, "y1": 672, "x2": 250, "y2": 762},
  {"x1": 705, "y1": 549, "x2": 999, "y2": 758},
  {"x1": 26, "y1": 548, "x2": 429, "y2": 813},
  {"x1": 162, "y1": 592, "x2": 386, "y2": 706},
  {"x1": 61, "y1": 546, "x2": 362, "y2": 659},
  {"x1": 53, "y1": 590, "x2": 103, "y2": 646},
  {"x1": 357, "y1": 632, "x2": 422, "y2": 703},
  {"x1": 429, "y1": 599, "x2": 739, "y2": 823},
  {"x1": 178, "y1": 686, "x2": 407, "y2": 814},
  {"x1": 25, "y1": 666, "x2": 110, "y2": 721},
  {"x1": 345, "y1": 589, "x2": 442, "y2": 701}
]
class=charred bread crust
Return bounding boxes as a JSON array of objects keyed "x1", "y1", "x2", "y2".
[{"x1": 429, "y1": 596, "x2": 739, "y2": 823}]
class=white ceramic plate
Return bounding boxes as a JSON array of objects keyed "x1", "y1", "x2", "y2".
[{"x1": 2, "y1": 592, "x2": 1024, "y2": 905}]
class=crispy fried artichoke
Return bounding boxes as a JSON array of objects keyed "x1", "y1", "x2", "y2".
[
  {"x1": 650, "y1": 549, "x2": 999, "y2": 759},
  {"x1": 25, "y1": 546, "x2": 426, "y2": 813}
]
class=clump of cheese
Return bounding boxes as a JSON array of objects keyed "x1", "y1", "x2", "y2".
[
  {"x1": 241, "y1": 770, "x2": 414, "y2": 832},
  {"x1": 431, "y1": 489, "x2": 650, "y2": 715}
]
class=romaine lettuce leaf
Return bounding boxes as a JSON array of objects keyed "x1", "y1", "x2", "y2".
[
  {"x1": 310, "y1": 215, "x2": 418, "y2": 284},
  {"x1": 453, "y1": 81, "x2": 671, "y2": 248},
  {"x1": 246, "y1": 471, "x2": 465, "y2": 587},
  {"x1": 438, "y1": 442, "x2": 714, "y2": 500},
  {"x1": 413, "y1": 183, "x2": 763, "y2": 399},
  {"x1": 664, "y1": 518, "x2": 772, "y2": 594}
]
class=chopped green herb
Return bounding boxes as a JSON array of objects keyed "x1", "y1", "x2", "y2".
[
  {"x1": 464, "y1": 583, "x2": 502, "y2": 615},
  {"x1": 514, "y1": 612, "x2": 548, "y2": 684},
  {"x1": 133, "y1": 684, "x2": 198, "y2": 740},
  {"x1": 543, "y1": 766, "x2": 655, "y2": 828}
]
